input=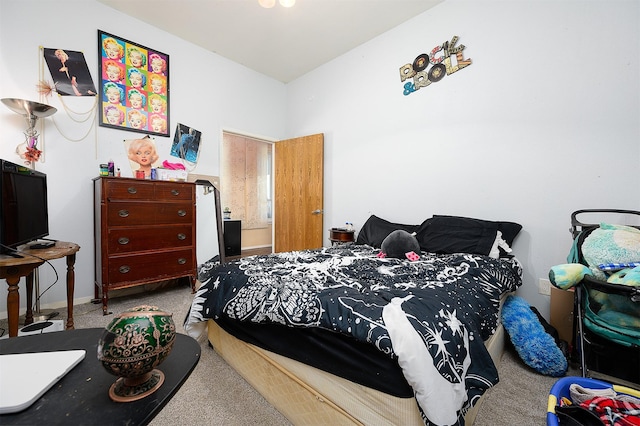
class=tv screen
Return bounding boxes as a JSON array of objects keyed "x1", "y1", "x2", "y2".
[{"x1": 0, "y1": 159, "x2": 49, "y2": 254}]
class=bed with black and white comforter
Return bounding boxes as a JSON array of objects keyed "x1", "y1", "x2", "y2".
[{"x1": 185, "y1": 244, "x2": 522, "y2": 426}]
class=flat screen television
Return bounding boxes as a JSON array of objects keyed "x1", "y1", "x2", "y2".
[{"x1": 0, "y1": 159, "x2": 49, "y2": 255}]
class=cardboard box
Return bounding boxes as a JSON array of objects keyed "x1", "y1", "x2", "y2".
[
  {"x1": 550, "y1": 286, "x2": 575, "y2": 344},
  {"x1": 156, "y1": 168, "x2": 188, "y2": 182}
]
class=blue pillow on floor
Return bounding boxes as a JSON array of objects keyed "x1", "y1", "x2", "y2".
[{"x1": 501, "y1": 295, "x2": 568, "y2": 377}]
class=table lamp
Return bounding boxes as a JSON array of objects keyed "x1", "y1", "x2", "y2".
[{"x1": 1, "y1": 98, "x2": 57, "y2": 166}]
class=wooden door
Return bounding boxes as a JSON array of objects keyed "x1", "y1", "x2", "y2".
[{"x1": 274, "y1": 133, "x2": 324, "y2": 252}]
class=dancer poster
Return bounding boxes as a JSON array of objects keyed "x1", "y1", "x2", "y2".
[
  {"x1": 170, "y1": 124, "x2": 202, "y2": 163},
  {"x1": 43, "y1": 48, "x2": 97, "y2": 97}
]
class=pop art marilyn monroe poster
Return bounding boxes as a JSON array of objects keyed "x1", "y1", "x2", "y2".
[{"x1": 98, "y1": 30, "x2": 170, "y2": 137}]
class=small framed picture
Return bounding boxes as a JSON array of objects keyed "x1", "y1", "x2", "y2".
[
  {"x1": 170, "y1": 124, "x2": 202, "y2": 163},
  {"x1": 98, "y1": 30, "x2": 169, "y2": 137}
]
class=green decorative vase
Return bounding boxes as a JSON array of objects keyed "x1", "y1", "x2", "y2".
[{"x1": 97, "y1": 305, "x2": 176, "y2": 402}]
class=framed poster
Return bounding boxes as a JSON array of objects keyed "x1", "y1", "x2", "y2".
[
  {"x1": 43, "y1": 48, "x2": 97, "y2": 96},
  {"x1": 98, "y1": 30, "x2": 170, "y2": 137},
  {"x1": 170, "y1": 123, "x2": 202, "y2": 163}
]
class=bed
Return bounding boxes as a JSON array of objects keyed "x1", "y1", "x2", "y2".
[{"x1": 185, "y1": 214, "x2": 523, "y2": 425}]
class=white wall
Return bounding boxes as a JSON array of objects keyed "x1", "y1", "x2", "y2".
[
  {"x1": 0, "y1": 0, "x2": 287, "y2": 315},
  {"x1": 286, "y1": 0, "x2": 640, "y2": 318}
]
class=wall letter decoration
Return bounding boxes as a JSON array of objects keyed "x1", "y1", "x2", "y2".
[{"x1": 399, "y1": 35, "x2": 472, "y2": 96}]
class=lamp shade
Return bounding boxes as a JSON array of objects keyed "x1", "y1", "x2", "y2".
[
  {"x1": 1, "y1": 98, "x2": 57, "y2": 120},
  {"x1": 1, "y1": 98, "x2": 57, "y2": 134}
]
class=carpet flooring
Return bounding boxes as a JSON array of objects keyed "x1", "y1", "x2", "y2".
[{"x1": 1, "y1": 282, "x2": 578, "y2": 425}]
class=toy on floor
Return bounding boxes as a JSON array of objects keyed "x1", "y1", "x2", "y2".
[{"x1": 501, "y1": 295, "x2": 568, "y2": 377}]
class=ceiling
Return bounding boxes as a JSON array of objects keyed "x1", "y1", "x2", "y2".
[{"x1": 97, "y1": 0, "x2": 443, "y2": 83}]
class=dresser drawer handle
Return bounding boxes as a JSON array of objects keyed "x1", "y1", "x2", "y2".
[
  {"x1": 177, "y1": 233, "x2": 186, "y2": 240},
  {"x1": 177, "y1": 258, "x2": 187, "y2": 265},
  {"x1": 127, "y1": 187, "x2": 137, "y2": 194},
  {"x1": 171, "y1": 189, "x2": 180, "y2": 196},
  {"x1": 119, "y1": 265, "x2": 131, "y2": 274},
  {"x1": 118, "y1": 237, "x2": 130, "y2": 245},
  {"x1": 177, "y1": 209, "x2": 187, "y2": 217},
  {"x1": 118, "y1": 209, "x2": 129, "y2": 218}
]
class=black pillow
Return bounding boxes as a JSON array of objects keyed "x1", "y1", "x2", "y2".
[
  {"x1": 417, "y1": 215, "x2": 522, "y2": 256},
  {"x1": 355, "y1": 215, "x2": 422, "y2": 248}
]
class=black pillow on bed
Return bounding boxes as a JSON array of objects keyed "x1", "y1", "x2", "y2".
[
  {"x1": 355, "y1": 215, "x2": 423, "y2": 248},
  {"x1": 417, "y1": 215, "x2": 522, "y2": 256}
]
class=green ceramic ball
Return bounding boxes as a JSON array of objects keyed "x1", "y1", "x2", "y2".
[{"x1": 97, "y1": 305, "x2": 176, "y2": 402}]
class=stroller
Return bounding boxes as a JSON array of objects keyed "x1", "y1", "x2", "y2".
[{"x1": 555, "y1": 209, "x2": 640, "y2": 387}]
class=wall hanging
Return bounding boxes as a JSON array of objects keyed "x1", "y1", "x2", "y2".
[
  {"x1": 43, "y1": 48, "x2": 96, "y2": 97},
  {"x1": 43, "y1": 48, "x2": 96, "y2": 96},
  {"x1": 123, "y1": 136, "x2": 161, "y2": 178},
  {"x1": 98, "y1": 30, "x2": 170, "y2": 137},
  {"x1": 37, "y1": 47, "x2": 99, "y2": 162},
  {"x1": 170, "y1": 123, "x2": 202, "y2": 164},
  {"x1": 399, "y1": 35, "x2": 471, "y2": 96}
]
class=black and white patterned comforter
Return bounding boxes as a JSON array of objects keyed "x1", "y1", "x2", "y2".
[{"x1": 185, "y1": 244, "x2": 522, "y2": 426}]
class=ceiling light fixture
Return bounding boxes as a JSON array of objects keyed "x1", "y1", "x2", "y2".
[
  {"x1": 258, "y1": 0, "x2": 276, "y2": 8},
  {"x1": 259, "y1": 0, "x2": 295, "y2": 8}
]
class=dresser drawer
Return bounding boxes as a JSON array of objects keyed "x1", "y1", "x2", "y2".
[
  {"x1": 104, "y1": 179, "x2": 155, "y2": 200},
  {"x1": 155, "y1": 203, "x2": 194, "y2": 224},
  {"x1": 107, "y1": 249, "x2": 195, "y2": 285},
  {"x1": 107, "y1": 225, "x2": 194, "y2": 254},
  {"x1": 155, "y1": 183, "x2": 194, "y2": 201},
  {"x1": 103, "y1": 180, "x2": 195, "y2": 202},
  {"x1": 106, "y1": 202, "x2": 194, "y2": 226}
]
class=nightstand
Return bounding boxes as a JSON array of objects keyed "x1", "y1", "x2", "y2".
[{"x1": 329, "y1": 228, "x2": 355, "y2": 246}]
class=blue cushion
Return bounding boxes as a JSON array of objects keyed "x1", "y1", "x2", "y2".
[{"x1": 501, "y1": 295, "x2": 567, "y2": 377}]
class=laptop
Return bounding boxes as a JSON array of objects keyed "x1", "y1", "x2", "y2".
[{"x1": 0, "y1": 349, "x2": 86, "y2": 414}]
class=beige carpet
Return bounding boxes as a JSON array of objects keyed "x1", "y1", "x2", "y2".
[{"x1": 1, "y1": 282, "x2": 576, "y2": 425}]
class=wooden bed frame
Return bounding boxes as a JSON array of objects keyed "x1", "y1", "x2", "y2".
[{"x1": 207, "y1": 318, "x2": 506, "y2": 425}]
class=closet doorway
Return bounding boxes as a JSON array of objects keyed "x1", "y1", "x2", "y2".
[{"x1": 220, "y1": 131, "x2": 273, "y2": 257}]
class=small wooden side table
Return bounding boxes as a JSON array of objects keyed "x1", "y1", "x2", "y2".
[
  {"x1": 329, "y1": 228, "x2": 355, "y2": 246},
  {"x1": 0, "y1": 241, "x2": 80, "y2": 337}
]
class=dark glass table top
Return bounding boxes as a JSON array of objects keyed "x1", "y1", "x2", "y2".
[{"x1": 0, "y1": 328, "x2": 200, "y2": 425}]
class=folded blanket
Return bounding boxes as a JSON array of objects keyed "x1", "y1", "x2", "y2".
[{"x1": 582, "y1": 223, "x2": 640, "y2": 280}]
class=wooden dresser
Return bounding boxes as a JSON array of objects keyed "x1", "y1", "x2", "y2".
[{"x1": 93, "y1": 177, "x2": 196, "y2": 315}]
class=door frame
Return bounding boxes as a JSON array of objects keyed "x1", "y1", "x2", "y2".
[{"x1": 220, "y1": 128, "x2": 276, "y2": 253}]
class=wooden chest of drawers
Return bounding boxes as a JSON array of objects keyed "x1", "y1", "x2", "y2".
[{"x1": 93, "y1": 177, "x2": 196, "y2": 314}]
